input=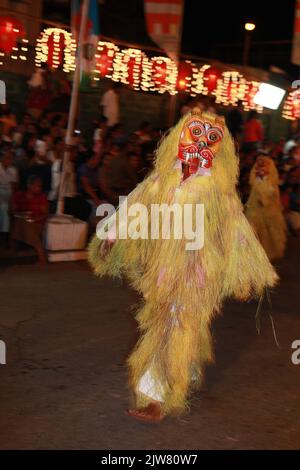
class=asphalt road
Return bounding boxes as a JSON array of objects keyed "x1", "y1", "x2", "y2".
[{"x1": 0, "y1": 239, "x2": 300, "y2": 450}]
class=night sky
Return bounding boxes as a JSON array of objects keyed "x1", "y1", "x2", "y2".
[{"x1": 45, "y1": 0, "x2": 298, "y2": 75}]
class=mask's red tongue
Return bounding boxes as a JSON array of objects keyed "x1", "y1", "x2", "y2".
[
  {"x1": 182, "y1": 164, "x2": 190, "y2": 180},
  {"x1": 189, "y1": 157, "x2": 200, "y2": 174}
]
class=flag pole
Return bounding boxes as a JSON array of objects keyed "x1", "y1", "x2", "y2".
[
  {"x1": 167, "y1": 0, "x2": 185, "y2": 127},
  {"x1": 56, "y1": 0, "x2": 89, "y2": 215}
]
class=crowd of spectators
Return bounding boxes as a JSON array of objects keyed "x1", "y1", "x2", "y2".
[
  {"x1": 1, "y1": 88, "x2": 300, "y2": 264},
  {"x1": 0, "y1": 96, "x2": 160, "y2": 263}
]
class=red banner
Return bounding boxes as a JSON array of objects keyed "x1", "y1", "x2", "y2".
[
  {"x1": 292, "y1": 0, "x2": 300, "y2": 64},
  {"x1": 144, "y1": 0, "x2": 184, "y2": 62}
]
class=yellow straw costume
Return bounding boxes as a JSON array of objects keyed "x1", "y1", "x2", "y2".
[
  {"x1": 245, "y1": 156, "x2": 287, "y2": 261},
  {"x1": 89, "y1": 110, "x2": 278, "y2": 416}
]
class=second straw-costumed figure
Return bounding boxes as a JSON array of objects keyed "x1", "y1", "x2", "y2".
[
  {"x1": 89, "y1": 108, "x2": 278, "y2": 421},
  {"x1": 245, "y1": 155, "x2": 287, "y2": 261}
]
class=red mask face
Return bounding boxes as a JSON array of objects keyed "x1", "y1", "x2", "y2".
[
  {"x1": 255, "y1": 156, "x2": 271, "y2": 178},
  {"x1": 178, "y1": 112, "x2": 224, "y2": 174}
]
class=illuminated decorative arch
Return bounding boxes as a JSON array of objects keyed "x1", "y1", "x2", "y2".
[
  {"x1": 150, "y1": 56, "x2": 178, "y2": 94},
  {"x1": 94, "y1": 41, "x2": 119, "y2": 80},
  {"x1": 0, "y1": 16, "x2": 28, "y2": 66},
  {"x1": 282, "y1": 89, "x2": 300, "y2": 120},
  {"x1": 35, "y1": 28, "x2": 76, "y2": 73},
  {"x1": 176, "y1": 61, "x2": 194, "y2": 93},
  {"x1": 111, "y1": 48, "x2": 149, "y2": 91}
]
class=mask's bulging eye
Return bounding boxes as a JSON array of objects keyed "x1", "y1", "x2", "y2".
[
  {"x1": 189, "y1": 122, "x2": 205, "y2": 140},
  {"x1": 207, "y1": 127, "x2": 223, "y2": 145}
]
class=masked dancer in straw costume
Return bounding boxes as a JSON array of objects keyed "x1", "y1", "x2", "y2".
[
  {"x1": 89, "y1": 108, "x2": 278, "y2": 422},
  {"x1": 245, "y1": 154, "x2": 287, "y2": 261}
]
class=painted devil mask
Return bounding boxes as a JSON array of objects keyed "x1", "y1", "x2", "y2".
[
  {"x1": 178, "y1": 111, "x2": 224, "y2": 174},
  {"x1": 255, "y1": 156, "x2": 271, "y2": 178}
]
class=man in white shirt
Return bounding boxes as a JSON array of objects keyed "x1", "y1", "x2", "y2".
[
  {"x1": 283, "y1": 135, "x2": 300, "y2": 157},
  {"x1": 35, "y1": 132, "x2": 55, "y2": 165},
  {"x1": 100, "y1": 83, "x2": 120, "y2": 127}
]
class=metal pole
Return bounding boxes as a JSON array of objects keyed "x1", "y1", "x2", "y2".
[
  {"x1": 243, "y1": 31, "x2": 251, "y2": 66},
  {"x1": 56, "y1": 0, "x2": 89, "y2": 215},
  {"x1": 167, "y1": 0, "x2": 185, "y2": 127}
]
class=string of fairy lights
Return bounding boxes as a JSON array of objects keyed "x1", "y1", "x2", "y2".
[{"x1": 0, "y1": 22, "x2": 298, "y2": 119}]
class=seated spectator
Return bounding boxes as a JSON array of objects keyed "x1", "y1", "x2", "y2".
[
  {"x1": 0, "y1": 143, "x2": 18, "y2": 244},
  {"x1": 11, "y1": 175, "x2": 48, "y2": 264}
]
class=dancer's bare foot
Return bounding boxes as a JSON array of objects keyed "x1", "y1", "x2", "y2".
[{"x1": 125, "y1": 402, "x2": 165, "y2": 423}]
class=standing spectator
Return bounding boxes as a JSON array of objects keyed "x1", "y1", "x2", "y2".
[
  {"x1": 128, "y1": 152, "x2": 147, "y2": 183},
  {"x1": 98, "y1": 148, "x2": 136, "y2": 206},
  {"x1": 100, "y1": 82, "x2": 120, "y2": 127},
  {"x1": 47, "y1": 137, "x2": 65, "y2": 207},
  {"x1": 78, "y1": 153, "x2": 102, "y2": 214},
  {"x1": 11, "y1": 175, "x2": 48, "y2": 265},
  {"x1": 134, "y1": 121, "x2": 152, "y2": 143},
  {"x1": 0, "y1": 143, "x2": 18, "y2": 242},
  {"x1": 180, "y1": 97, "x2": 194, "y2": 116},
  {"x1": 53, "y1": 145, "x2": 91, "y2": 222},
  {"x1": 93, "y1": 116, "x2": 108, "y2": 158},
  {"x1": 227, "y1": 101, "x2": 244, "y2": 142},
  {"x1": 27, "y1": 64, "x2": 51, "y2": 120},
  {"x1": 287, "y1": 184, "x2": 300, "y2": 235},
  {"x1": 35, "y1": 130, "x2": 54, "y2": 165},
  {"x1": 18, "y1": 113, "x2": 33, "y2": 135},
  {"x1": 283, "y1": 135, "x2": 300, "y2": 157},
  {"x1": 243, "y1": 110, "x2": 264, "y2": 152}
]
